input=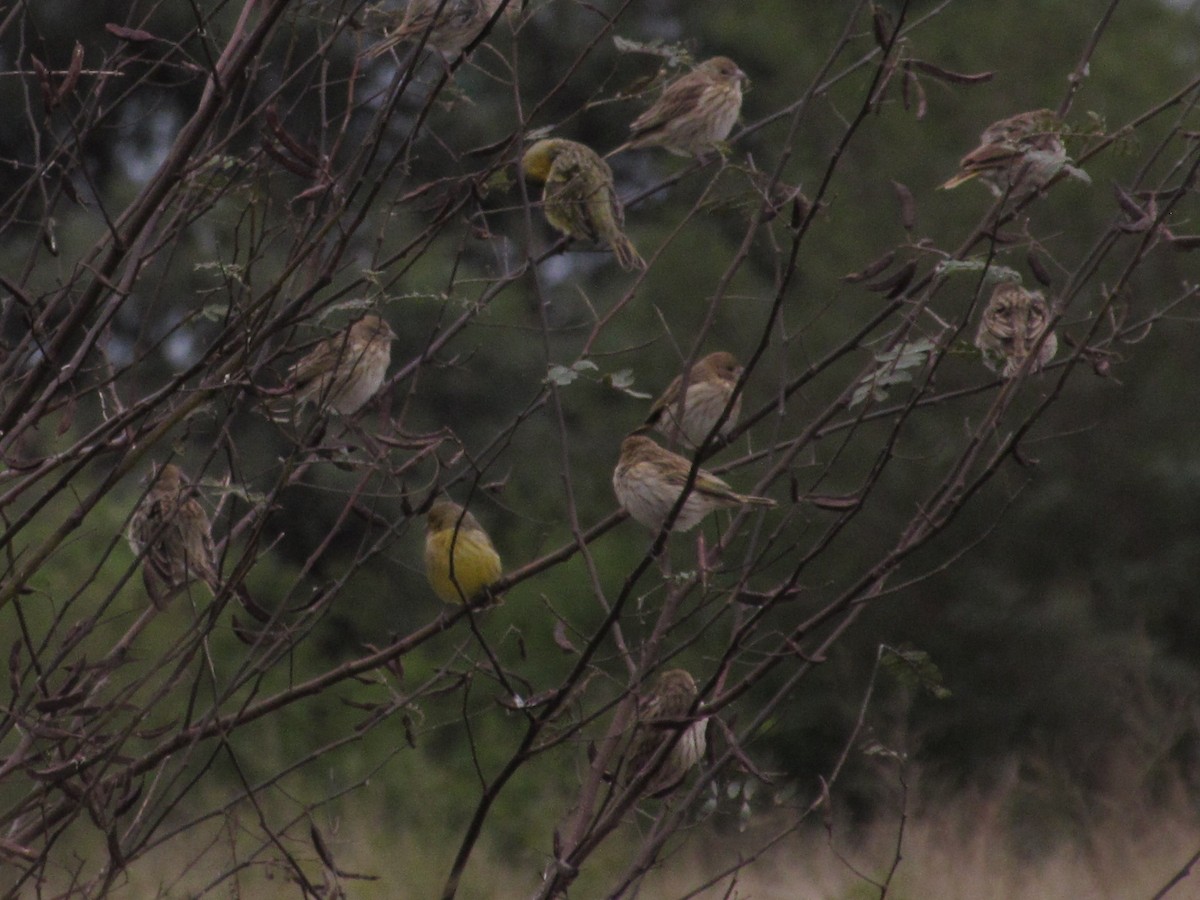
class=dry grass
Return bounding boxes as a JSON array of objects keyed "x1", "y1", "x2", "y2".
[
  {"x1": 22, "y1": 773, "x2": 1200, "y2": 898},
  {"x1": 644, "y1": 786, "x2": 1200, "y2": 899}
]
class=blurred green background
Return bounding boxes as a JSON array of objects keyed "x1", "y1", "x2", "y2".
[{"x1": 4, "y1": 0, "x2": 1200, "y2": 895}]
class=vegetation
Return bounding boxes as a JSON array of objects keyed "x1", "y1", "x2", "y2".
[{"x1": 2, "y1": 0, "x2": 1200, "y2": 896}]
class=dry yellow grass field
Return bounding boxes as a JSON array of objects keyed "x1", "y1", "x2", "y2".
[{"x1": 50, "y1": 775, "x2": 1199, "y2": 899}]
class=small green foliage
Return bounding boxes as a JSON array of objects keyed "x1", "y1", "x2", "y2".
[
  {"x1": 935, "y1": 258, "x2": 1023, "y2": 285},
  {"x1": 861, "y1": 738, "x2": 906, "y2": 762},
  {"x1": 194, "y1": 260, "x2": 246, "y2": 285},
  {"x1": 880, "y1": 645, "x2": 951, "y2": 700},
  {"x1": 850, "y1": 338, "x2": 936, "y2": 407},
  {"x1": 546, "y1": 359, "x2": 598, "y2": 386},
  {"x1": 611, "y1": 36, "x2": 692, "y2": 69},
  {"x1": 547, "y1": 360, "x2": 651, "y2": 399},
  {"x1": 603, "y1": 368, "x2": 652, "y2": 399}
]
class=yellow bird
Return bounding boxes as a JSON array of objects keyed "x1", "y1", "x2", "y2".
[
  {"x1": 521, "y1": 138, "x2": 644, "y2": 271},
  {"x1": 424, "y1": 498, "x2": 503, "y2": 605}
]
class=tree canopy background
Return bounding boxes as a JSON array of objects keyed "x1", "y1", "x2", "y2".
[{"x1": 2, "y1": 0, "x2": 1200, "y2": 896}]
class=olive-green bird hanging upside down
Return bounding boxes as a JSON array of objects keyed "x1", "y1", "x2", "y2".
[
  {"x1": 613, "y1": 431, "x2": 774, "y2": 533},
  {"x1": 521, "y1": 138, "x2": 645, "y2": 271},
  {"x1": 424, "y1": 498, "x2": 503, "y2": 605}
]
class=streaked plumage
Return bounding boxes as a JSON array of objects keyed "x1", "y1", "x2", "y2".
[
  {"x1": 941, "y1": 109, "x2": 1068, "y2": 196},
  {"x1": 284, "y1": 315, "x2": 396, "y2": 416},
  {"x1": 366, "y1": 0, "x2": 504, "y2": 60},
  {"x1": 127, "y1": 463, "x2": 220, "y2": 610},
  {"x1": 424, "y1": 499, "x2": 503, "y2": 605},
  {"x1": 975, "y1": 283, "x2": 1058, "y2": 377},
  {"x1": 646, "y1": 351, "x2": 743, "y2": 449},
  {"x1": 617, "y1": 56, "x2": 748, "y2": 157},
  {"x1": 624, "y1": 669, "x2": 708, "y2": 798},
  {"x1": 521, "y1": 139, "x2": 644, "y2": 271},
  {"x1": 613, "y1": 433, "x2": 774, "y2": 533}
]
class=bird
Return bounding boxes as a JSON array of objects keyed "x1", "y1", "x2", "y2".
[
  {"x1": 127, "y1": 463, "x2": 221, "y2": 610},
  {"x1": 612, "y1": 432, "x2": 774, "y2": 533},
  {"x1": 646, "y1": 351, "x2": 743, "y2": 449},
  {"x1": 940, "y1": 109, "x2": 1073, "y2": 196},
  {"x1": 614, "y1": 56, "x2": 748, "y2": 157},
  {"x1": 424, "y1": 498, "x2": 503, "y2": 605},
  {"x1": 365, "y1": 0, "x2": 505, "y2": 61},
  {"x1": 521, "y1": 138, "x2": 644, "y2": 271},
  {"x1": 974, "y1": 283, "x2": 1058, "y2": 377},
  {"x1": 624, "y1": 669, "x2": 708, "y2": 798},
  {"x1": 278, "y1": 315, "x2": 396, "y2": 417}
]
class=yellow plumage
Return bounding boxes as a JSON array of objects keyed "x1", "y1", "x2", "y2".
[{"x1": 424, "y1": 499, "x2": 503, "y2": 605}]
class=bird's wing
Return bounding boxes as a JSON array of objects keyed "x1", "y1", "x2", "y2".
[{"x1": 630, "y1": 76, "x2": 707, "y2": 136}]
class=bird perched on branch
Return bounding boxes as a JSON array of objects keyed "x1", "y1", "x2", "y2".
[
  {"x1": 974, "y1": 283, "x2": 1058, "y2": 377},
  {"x1": 521, "y1": 138, "x2": 644, "y2": 271},
  {"x1": 646, "y1": 351, "x2": 743, "y2": 449},
  {"x1": 940, "y1": 108, "x2": 1086, "y2": 196},
  {"x1": 127, "y1": 463, "x2": 222, "y2": 610},
  {"x1": 424, "y1": 498, "x2": 503, "y2": 605},
  {"x1": 613, "y1": 432, "x2": 774, "y2": 533},
  {"x1": 614, "y1": 56, "x2": 748, "y2": 157},
  {"x1": 365, "y1": 0, "x2": 506, "y2": 61},
  {"x1": 624, "y1": 669, "x2": 708, "y2": 798},
  {"x1": 274, "y1": 315, "x2": 396, "y2": 418}
]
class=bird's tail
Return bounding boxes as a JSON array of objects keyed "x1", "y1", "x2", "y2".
[
  {"x1": 611, "y1": 235, "x2": 646, "y2": 271},
  {"x1": 604, "y1": 141, "x2": 634, "y2": 160},
  {"x1": 939, "y1": 170, "x2": 980, "y2": 190},
  {"x1": 364, "y1": 33, "x2": 405, "y2": 60},
  {"x1": 741, "y1": 494, "x2": 776, "y2": 508}
]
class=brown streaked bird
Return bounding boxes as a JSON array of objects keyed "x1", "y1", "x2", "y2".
[
  {"x1": 365, "y1": 0, "x2": 505, "y2": 61},
  {"x1": 624, "y1": 669, "x2": 708, "y2": 798},
  {"x1": 974, "y1": 283, "x2": 1058, "y2": 378},
  {"x1": 613, "y1": 433, "x2": 774, "y2": 533},
  {"x1": 646, "y1": 351, "x2": 743, "y2": 449},
  {"x1": 282, "y1": 315, "x2": 396, "y2": 417},
  {"x1": 521, "y1": 138, "x2": 644, "y2": 271},
  {"x1": 615, "y1": 56, "x2": 748, "y2": 157},
  {"x1": 424, "y1": 498, "x2": 503, "y2": 605},
  {"x1": 940, "y1": 109, "x2": 1071, "y2": 196},
  {"x1": 127, "y1": 463, "x2": 221, "y2": 610}
]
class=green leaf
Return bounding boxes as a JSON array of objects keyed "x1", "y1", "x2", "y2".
[
  {"x1": 983, "y1": 264, "x2": 1023, "y2": 286},
  {"x1": 612, "y1": 36, "x2": 691, "y2": 67},
  {"x1": 546, "y1": 364, "x2": 577, "y2": 386},
  {"x1": 850, "y1": 339, "x2": 934, "y2": 407},
  {"x1": 604, "y1": 368, "x2": 653, "y2": 399},
  {"x1": 880, "y1": 645, "x2": 952, "y2": 699},
  {"x1": 935, "y1": 258, "x2": 1022, "y2": 286}
]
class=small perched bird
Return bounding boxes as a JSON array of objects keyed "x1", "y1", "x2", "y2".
[
  {"x1": 521, "y1": 139, "x2": 644, "y2": 271},
  {"x1": 424, "y1": 498, "x2": 503, "y2": 605},
  {"x1": 646, "y1": 351, "x2": 743, "y2": 449},
  {"x1": 613, "y1": 433, "x2": 774, "y2": 533},
  {"x1": 127, "y1": 463, "x2": 221, "y2": 610},
  {"x1": 280, "y1": 315, "x2": 396, "y2": 417},
  {"x1": 940, "y1": 109, "x2": 1079, "y2": 196},
  {"x1": 974, "y1": 283, "x2": 1058, "y2": 377},
  {"x1": 624, "y1": 669, "x2": 708, "y2": 798},
  {"x1": 615, "y1": 56, "x2": 748, "y2": 157},
  {"x1": 365, "y1": 0, "x2": 505, "y2": 61}
]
